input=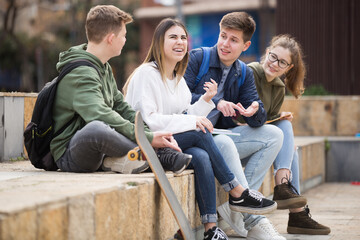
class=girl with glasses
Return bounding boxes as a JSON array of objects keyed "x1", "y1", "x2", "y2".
[{"x1": 246, "y1": 34, "x2": 331, "y2": 235}]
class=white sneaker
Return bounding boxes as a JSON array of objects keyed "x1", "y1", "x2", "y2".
[
  {"x1": 247, "y1": 218, "x2": 286, "y2": 240},
  {"x1": 102, "y1": 155, "x2": 149, "y2": 174},
  {"x1": 218, "y1": 202, "x2": 248, "y2": 237}
]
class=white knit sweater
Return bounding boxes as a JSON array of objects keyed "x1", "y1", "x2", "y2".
[{"x1": 125, "y1": 62, "x2": 215, "y2": 134}]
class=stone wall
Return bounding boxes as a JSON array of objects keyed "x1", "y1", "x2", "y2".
[
  {"x1": 281, "y1": 96, "x2": 360, "y2": 136},
  {"x1": 2, "y1": 93, "x2": 357, "y2": 160}
]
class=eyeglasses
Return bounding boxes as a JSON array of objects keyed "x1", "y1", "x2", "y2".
[{"x1": 268, "y1": 52, "x2": 291, "y2": 69}]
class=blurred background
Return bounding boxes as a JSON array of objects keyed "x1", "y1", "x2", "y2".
[{"x1": 0, "y1": 0, "x2": 359, "y2": 95}]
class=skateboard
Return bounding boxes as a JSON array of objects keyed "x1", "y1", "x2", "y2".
[{"x1": 134, "y1": 112, "x2": 195, "y2": 240}]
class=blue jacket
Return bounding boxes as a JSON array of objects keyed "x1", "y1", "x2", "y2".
[{"x1": 184, "y1": 45, "x2": 266, "y2": 128}]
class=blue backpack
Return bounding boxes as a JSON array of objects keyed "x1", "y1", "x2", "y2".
[{"x1": 194, "y1": 47, "x2": 247, "y2": 89}]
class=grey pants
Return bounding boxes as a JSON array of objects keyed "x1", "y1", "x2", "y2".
[{"x1": 56, "y1": 121, "x2": 137, "y2": 172}]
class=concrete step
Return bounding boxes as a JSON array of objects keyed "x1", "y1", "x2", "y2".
[
  {"x1": 0, "y1": 136, "x2": 326, "y2": 240},
  {"x1": 0, "y1": 164, "x2": 200, "y2": 240},
  {"x1": 259, "y1": 136, "x2": 326, "y2": 197}
]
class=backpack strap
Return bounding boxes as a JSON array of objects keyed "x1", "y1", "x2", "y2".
[
  {"x1": 194, "y1": 48, "x2": 247, "y2": 89},
  {"x1": 58, "y1": 59, "x2": 100, "y2": 82},
  {"x1": 53, "y1": 59, "x2": 100, "y2": 138},
  {"x1": 238, "y1": 60, "x2": 246, "y2": 88},
  {"x1": 194, "y1": 47, "x2": 211, "y2": 88}
]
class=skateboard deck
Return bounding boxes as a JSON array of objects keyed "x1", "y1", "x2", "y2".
[{"x1": 134, "y1": 112, "x2": 195, "y2": 240}]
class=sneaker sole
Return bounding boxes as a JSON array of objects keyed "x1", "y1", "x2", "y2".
[
  {"x1": 217, "y1": 203, "x2": 248, "y2": 237},
  {"x1": 287, "y1": 226, "x2": 331, "y2": 235},
  {"x1": 275, "y1": 197, "x2": 307, "y2": 209},
  {"x1": 229, "y1": 201, "x2": 277, "y2": 215},
  {"x1": 102, "y1": 157, "x2": 149, "y2": 174},
  {"x1": 173, "y1": 155, "x2": 192, "y2": 175}
]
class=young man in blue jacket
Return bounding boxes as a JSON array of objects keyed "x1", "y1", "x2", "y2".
[{"x1": 184, "y1": 12, "x2": 285, "y2": 240}]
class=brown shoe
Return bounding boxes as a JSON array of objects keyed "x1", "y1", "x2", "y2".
[
  {"x1": 273, "y1": 177, "x2": 307, "y2": 209},
  {"x1": 288, "y1": 206, "x2": 331, "y2": 235}
]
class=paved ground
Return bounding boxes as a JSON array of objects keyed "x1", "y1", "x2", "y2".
[{"x1": 227, "y1": 182, "x2": 360, "y2": 240}]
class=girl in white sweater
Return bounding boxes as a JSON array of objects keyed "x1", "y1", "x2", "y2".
[{"x1": 124, "y1": 18, "x2": 276, "y2": 239}]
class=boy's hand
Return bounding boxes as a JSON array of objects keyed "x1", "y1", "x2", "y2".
[
  {"x1": 217, "y1": 99, "x2": 243, "y2": 117},
  {"x1": 236, "y1": 101, "x2": 259, "y2": 117},
  {"x1": 202, "y1": 79, "x2": 217, "y2": 102},
  {"x1": 151, "y1": 132, "x2": 182, "y2": 152},
  {"x1": 196, "y1": 116, "x2": 214, "y2": 133}
]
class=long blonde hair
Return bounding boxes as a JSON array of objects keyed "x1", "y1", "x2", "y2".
[
  {"x1": 123, "y1": 18, "x2": 189, "y2": 94},
  {"x1": 262, "y1": 34, "x2": 306, "y2": 98}
]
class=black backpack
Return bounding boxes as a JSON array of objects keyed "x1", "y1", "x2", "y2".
[{"x1": 24, "y1": 60, "x2": 100, "y2": 171}]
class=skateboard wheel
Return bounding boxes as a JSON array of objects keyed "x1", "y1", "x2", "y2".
[{"x1": 128, "y1": 148, "x2": 139, "y2": 161}]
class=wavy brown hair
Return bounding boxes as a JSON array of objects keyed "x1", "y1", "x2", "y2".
[
  {"x1": 123, "y1": 18, "x2": 189, "y2": 94},
  {"x1": 261, "y1": 34, "x2": 306, "y2": 98}
]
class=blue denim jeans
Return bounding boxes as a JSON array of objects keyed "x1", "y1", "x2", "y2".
[
  {"x1": 56, "y1": 121, "x2": 137, "y2": 172},
  {"x1": 229, "y1": 124, "x2": 283, "y2": 190},
  {"x1": 272, "y1": 120, "x2": 300, "y2": 193},
  {"x1": 173, "y1": 130, "x2": 240, "y2": 224},
  {"x1": 213, "y1": 134, "x2": 262, "y2": 230},
  {"x1": 214, "y1": 124, "x2": 283, "y2": 230}
]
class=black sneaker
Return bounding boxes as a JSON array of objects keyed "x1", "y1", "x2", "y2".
[
  {"x1": 204, "y1": 226, "x2": 228, "y2": 240},
  {"x1": 156, "y1": 148, "x2": 192, "y2": 174},
  {"x1": 229, "y1": 189, "x2": 277, "y2": 215}
]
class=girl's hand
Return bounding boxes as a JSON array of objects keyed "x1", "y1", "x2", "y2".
[
  {"x1": 280, "y1": 111, "x2": 293, "y2": 121},
  {"x1": 152, "y1": 131, "x2": 182, "y2": 152},
  {"x1": 196, "y1": 116, "x2": 213, "y2": 133},
  {"x1": 202, "y1": 79, "x2": 217, "y2": 102}
]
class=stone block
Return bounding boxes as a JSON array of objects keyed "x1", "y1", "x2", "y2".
[
  {"x1": 23, "y1": 96, "x2": 37, "y2": 158},
  {"x1": 23, "y1": 96, "x2": 36, "y2": 130},
  {"x1": 0, "y1": 210, "x2": 37, "y2": 240},
  {"x1": 68, "y1": 193, "x2": 95, "y2": 240},
  {"x1": 156, "y1": 177, "x2": 177, "y2": 239},
  {"x1": 301, "y1": 142, "x2": 325, "y2": 181},
  {"x1": 95, "y1": 188, "x2": 120, "y2": 240},
  {"x1": 38, "y1": 202, "x2": 68, "y2": 240},
  {"x1": 137, "y1": 182, "x2": 156, "y2": 240},
  {"x1": 187, "y1": 174, "x2": 200, "y2": 228},
  {"x1": 119, "y1": 185, "x2": 141, "y2": 239},
  {"x1": 281, "y1": 96, "x2": 360, "y2": 136},
  {"x1": 215, "y1": 180, "x2": 227, "y2": 206},
  {"x1": 336, "y1": 98, "x2": 360, "y2": 135},
  {"x1": 260, "y1": 167, "x2": 274, "y2": 197}
]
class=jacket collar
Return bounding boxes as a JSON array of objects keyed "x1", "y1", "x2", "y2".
[{"x1": 209, "y1": 45, "x2": 242, "y2": 76}]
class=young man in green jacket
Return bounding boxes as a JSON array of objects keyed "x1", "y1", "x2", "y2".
[{"x1": 51, "y1": 5, "x2": 190, "y2": 174}]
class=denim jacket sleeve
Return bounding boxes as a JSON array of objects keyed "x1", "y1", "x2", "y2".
[{"x1": 184, "y1": 49, "x2": 203, "y2": 104}]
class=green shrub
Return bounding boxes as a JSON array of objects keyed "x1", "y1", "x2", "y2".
[{"x1": 303, "y1": 84, "x2": 333, "y2": 96}]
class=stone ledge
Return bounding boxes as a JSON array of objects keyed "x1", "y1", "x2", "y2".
[
  {"x1": 0, "y1": 167, "x2": 204, "y2": 240},
  {"x1": 0, "y1": 136, "x2": 326, "y2": 239}
]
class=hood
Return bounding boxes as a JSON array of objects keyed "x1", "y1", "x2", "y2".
[{"x1": 56, "y1": 43, "x2": 106, "y2": 75}]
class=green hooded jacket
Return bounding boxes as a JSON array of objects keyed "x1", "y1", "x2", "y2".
[
  {"x1": 248, "y1": 62, "x2": 285, "y2": 121},
  {"x1": 50, "y1": 43, "x2": 153, "y2": 161}
]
